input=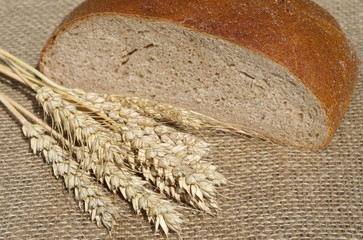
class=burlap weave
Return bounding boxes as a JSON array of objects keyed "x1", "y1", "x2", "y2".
[{"x1": 0, "y1": 0, "x2": 362, "y2": 239}]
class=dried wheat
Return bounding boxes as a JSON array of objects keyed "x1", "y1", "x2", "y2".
[
  {"x1": 1, "y1": 92, "x2": 183, "y2": 235},
  {"x1": 73, "y1": 92, "x2": 227, "y2": 211},
  {"x1": 81, "y1": 93, "x2": 225, "y2": 183},
  {"x1": 75, "y1": 146, "x2": 183, "y2": 234},
  {"x1": 0, "y1": 93, "x2": 119, "y2": 230},
  {"x1": 37, "y1": 87, "x2": 226, "y2": 212},
  {"x1": 0, "y1": 49, "x2": 229, "y2": 236},
  {"x1": 83, "y1": 92, "x2": 210, "y2": 157},
  {"x1": 23, "y1": 122, "x2": 120, "y2": 230},
  {"x1": 106, "y1": 95, "x2": 205, "y2": 129},
  {"x1": 35, "y1": 87, "x2": 183, "y2": 234}
]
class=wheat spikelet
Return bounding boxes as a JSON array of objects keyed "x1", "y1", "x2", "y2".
[
  {"x1": 82, "y1": 93, "x2": 225, "y2": 179},
  {"x1": 80, "y1": 92, "x2": 210, "y2": 163},
  {"x1": 36, "y1": 87, "x2": 130, "y2": 166},
  {"x1": 106, "y1": 95, "x2": 205, "y2": 129}
]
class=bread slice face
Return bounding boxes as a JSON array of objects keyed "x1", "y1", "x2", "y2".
[{"x1": 40, "y1": 0, "x2": 359, "y2": 149}]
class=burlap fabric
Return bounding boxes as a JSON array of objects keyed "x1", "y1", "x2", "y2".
[{"x1": 0, "y1": 0, "x2": 362, "y2": 239}]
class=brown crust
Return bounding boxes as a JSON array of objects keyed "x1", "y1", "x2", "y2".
[{"x1": 40, "y1": 0, "x2": 359, "y2": 149}]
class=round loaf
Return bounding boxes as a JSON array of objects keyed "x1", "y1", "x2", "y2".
[{"x1": 40, "y1": 0, "x2": 359, "y2": 149}]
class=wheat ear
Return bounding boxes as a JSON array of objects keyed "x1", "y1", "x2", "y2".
[
  {"x1": 82, "y1": 93, "x2": 210, "y2": 157},
  {"x1": 0, "y1": 94, "x2": 119, "y2": 230},
  {"x1": 104, "y1": 95, "x2": 206, "y2": 129}
]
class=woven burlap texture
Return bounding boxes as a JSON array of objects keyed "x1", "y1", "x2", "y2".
[{"x1": 0, "y1": 0, "x2": 362, "y2": 239}]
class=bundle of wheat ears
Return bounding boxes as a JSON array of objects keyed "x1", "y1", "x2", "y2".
[{"x1": 0, "y1": 48, "x2": 228, "y2": 236}]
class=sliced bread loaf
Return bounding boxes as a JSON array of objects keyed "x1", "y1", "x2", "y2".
[{"x1": 39, "y1": 0, "x2": 359, "y2": 149}]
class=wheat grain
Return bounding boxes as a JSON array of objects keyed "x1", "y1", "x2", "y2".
[
  {"x1": 86, "y1": 98, "x2": 224, "y2": 212},
  {"x1": 84, "y1": 92, "x2": 210, "y2": 157}
]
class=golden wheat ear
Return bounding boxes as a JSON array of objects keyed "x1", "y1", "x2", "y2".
[{"x1": 0, "y1": 93, "x2": 120, "y2": 231}]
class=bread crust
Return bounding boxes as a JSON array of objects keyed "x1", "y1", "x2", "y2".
[{"x1": 40, "y1": 0, "x2": 359, "y2": 149}]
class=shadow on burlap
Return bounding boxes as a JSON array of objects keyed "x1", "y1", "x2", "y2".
[{"x1": 0, "y1": 0, "x2": 362, "y2": 239}]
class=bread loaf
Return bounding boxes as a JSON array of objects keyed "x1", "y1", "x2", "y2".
[{"x1": 39, "y1": 0, "x2": 359, "y2": 150}]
